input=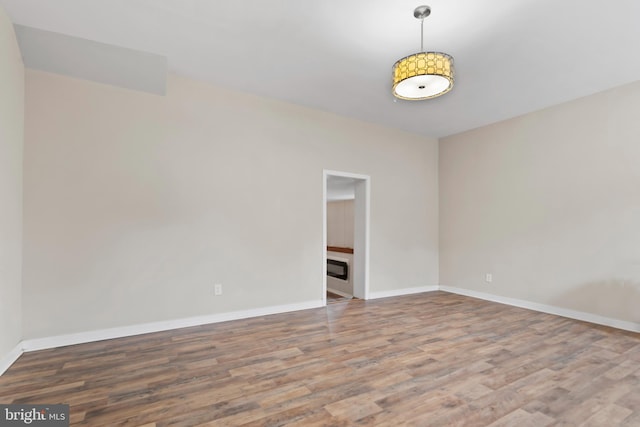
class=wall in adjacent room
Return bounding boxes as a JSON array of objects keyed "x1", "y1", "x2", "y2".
[
  {"x1": 440, "y1": 80, "x2": 640, "y2": 325},
  {"x1": 327, "y1": 200, "x2": 355, "y2": 295},
  {"x1": 23, "y1": 70, "x2": 439, "y2": 339},
  {"x1": 0, "y1": 6, "x2": 24, "y2": 363},
  {"x1": 327, "y1": 200, "x2": 354, "y2": 249}
]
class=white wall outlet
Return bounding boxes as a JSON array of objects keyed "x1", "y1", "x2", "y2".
[
  {"x1": 214, "y1": 283, "x2": 223, "y2": 296},
  {"x1": 485, "y1": 273, "x2": 493, "y2": 283}
]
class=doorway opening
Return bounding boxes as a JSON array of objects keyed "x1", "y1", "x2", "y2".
[{"x1": 323, "y1": 170, "x2": 370, "y2": 305}]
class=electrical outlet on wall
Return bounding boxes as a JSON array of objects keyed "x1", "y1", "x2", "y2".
[
  {"x1": 485, "y1": 273, "x2": 493, "y2": 283},
  {"x1": 214, "y1": 284, "x2": 223, "y2": 296}
]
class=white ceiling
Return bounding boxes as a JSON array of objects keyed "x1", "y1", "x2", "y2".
[{"x1": 2, "y1": 0, "x2": 640, "y2": 138}]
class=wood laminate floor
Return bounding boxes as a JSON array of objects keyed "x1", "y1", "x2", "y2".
[
  {"x1": 1, "y1": 291, "x2": 639, "y2": 426},
  {"x1": 326, "y1": 291, "x2": 353, "y2": 304}
]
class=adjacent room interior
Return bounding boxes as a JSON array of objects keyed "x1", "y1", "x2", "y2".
[
  {"x1": 326, "y1": 178, "x2": 356, "y2": 302},
  {"x1": 1, "y1": 1, "x2": 639, "y2": 425}
]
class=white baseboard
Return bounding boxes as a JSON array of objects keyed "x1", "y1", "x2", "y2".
[
  {"x1": 21, "y1": 300, "x2": 322, "y2": 353},
  {"x1": 0, "y1": 343, "x2": 23, "y2": 376},
  {"x1": 368, "y1": 285, "x2": 439, "y2": 300},
  {"x1": 440, "y1": 285, "x2": 640, "y2": 333},
  {"x1": 327, "y1": 287, "x2": 352, "y2": 298}
]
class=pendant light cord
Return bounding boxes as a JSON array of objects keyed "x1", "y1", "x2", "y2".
[{"x1": 420, "y1": 18, "x2": 424, "y2": 52}]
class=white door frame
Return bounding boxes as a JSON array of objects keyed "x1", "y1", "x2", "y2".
[{"x1": 323, "y1": 170, "x2": 370, "y2": 305}]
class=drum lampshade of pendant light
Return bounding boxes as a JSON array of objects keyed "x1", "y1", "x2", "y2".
[{"x1": 392, "y1": 6, "x2": 454, "y2": 100}]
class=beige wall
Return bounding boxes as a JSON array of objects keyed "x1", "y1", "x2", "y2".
[
  {"x1": 327, "y1": 200, "x2": 354, "y2": 248},
  {"x1": 23, "y1": 70, "x2": 440, "y2": 339},
  {"x1": 0, "y1": 7, "x2": 24, "y2": 359},
  {"x1": 440, "y1": 80, "x2": 640, "y2": 324}
]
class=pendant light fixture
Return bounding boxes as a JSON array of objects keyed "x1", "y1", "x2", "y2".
[{"x1": 392, "y1": 5, "x2": 454, "y2": 100}]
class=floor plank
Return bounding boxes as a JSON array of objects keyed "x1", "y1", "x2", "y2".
[{"x1": 1, "y1": 291, "x2": 639, "y2": 426}]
